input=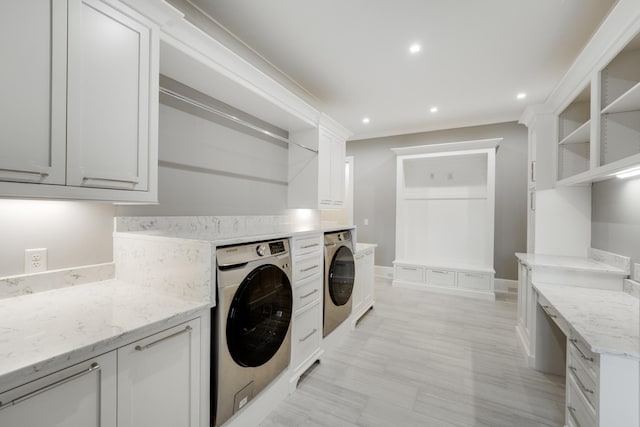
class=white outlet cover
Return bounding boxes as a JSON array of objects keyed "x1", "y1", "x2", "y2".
[{"x1": 25, "y1": 248, "x2": 47, "y2": 274}]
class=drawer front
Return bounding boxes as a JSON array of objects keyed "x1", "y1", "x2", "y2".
[
  {"x1": 567, "y1": 374, "x2": 597, "y2": 427},
  {"x1": 294, "y1": 254, "x2": 322, "y2": 281},
  {"x1": 426, "y1": 269, "x2": 456, "y2": 287},
  {"x1": 293, "y1": 303, "x2": 321, "y2": 369},
  {"x1": 293, "y1": 235, "x2": 323, "y2": 257},
  {"x1": 294, "y1": 275, "x2": 322, "y2": 312},
  {"x1": 395, "y1": 264, "x2": 424, "y2": 282},
  {"x1": 457, "y1": 272, "x2": 491, "y2": 291},
  {"x1": 569, "y1": 334, "x2": 599, "y2": 377},
  {"x1": 568, "y1": 344, "x2": 599, "y2": 411}
]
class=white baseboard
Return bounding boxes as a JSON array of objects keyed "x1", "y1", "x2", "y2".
[
  {"x1": 495, "y1": 278, "x2": 518, "y2": 293},
  {"x1": 375, "y1": 265, "x2": 393, "y2": 279}
]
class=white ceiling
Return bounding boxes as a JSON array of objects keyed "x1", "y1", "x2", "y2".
[{"x1": 188, "y1": 0, "x2": 616, "y2": 140}]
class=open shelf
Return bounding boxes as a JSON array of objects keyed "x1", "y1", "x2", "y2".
[
  {"x1": 558, "y1": 120, "x2": 590, "y2": 145},
  {"x1": 556, "y1": 151, "x2": 640, "y2": 186},
  {"x1": 601, "y1": 81, "x2": 640, "y2": 114}
]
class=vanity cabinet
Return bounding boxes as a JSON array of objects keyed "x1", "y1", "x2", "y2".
[
  {"x1": 289, "y1": 233, "x2": 324, "y2": 390},
  {"x1": 0, "y1": 0, "x2": 159, "y2": 202},
  {"x1": 351, "y1": 245, "x2": 375, "y2": 327},
  {"x1": 0, "y1": 352, "x2": 117, "y2": 427},
  {"x1": 117, "y1": 319, "x2": 201, "y2": 427},
  {"x1": 288, "y1": 122, "x2": 349, "y2": 210}
]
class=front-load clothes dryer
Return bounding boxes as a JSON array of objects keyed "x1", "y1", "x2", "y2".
[
  {"x1": 213, "y1": 239, "x2": 293, "y2": 426},
  {"x1": 323, "y1": 230, "x2": 355, "y2": 337}
]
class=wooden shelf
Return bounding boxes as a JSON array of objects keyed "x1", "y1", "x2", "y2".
[
  {"x1": 601, "y1": 81, "x2": 640, "y2": 115},
  {"x1": 558, "y1": 120, "x2": 590, "y2": 145}
]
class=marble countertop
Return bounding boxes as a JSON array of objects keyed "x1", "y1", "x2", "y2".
[
  {"x1": 534, "y1": 283, "x2": 639, "y2": 359},
  {"x1": 356, "y1": 243, "x2": 377, "y2": 254},
  {"x1": 0, "y1": 280, "x2": 212, "y2": 388},
  {"x1": 515, "y1": 253, "x2": 627, "y2": 275}
]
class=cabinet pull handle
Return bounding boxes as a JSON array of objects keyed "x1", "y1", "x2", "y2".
[
  {"x1": 300, "y1": 265, "x2": 319, "y2": 272},
  {"x1": 567, "y1": 406, "x2": 576, "y2": 414},
  {"x1": 0, "y1": 362, "x2": 100, "y2": 410},
  {"x1": 568, "y1": 367, "x2": 594, "y2": 395},
  {"x1": 541, "y1": 306, "x2": 557, "y2": 318},
  {"x1": 299, "y1": 328, "x2": 317, "y2": 342},
  {"x1": 135, "y1": 325, "x2": 192, "y2": 351},
  {"x1": 300, "y1": 243, "x2": 319, "y2": 249},
  {"x1": 432, "y1": 270, "x2": 448, "y2": 274},
  {"x1": 82, "y1": 176, "x2": 139, "y2": 186},
  {"x1": 0, "y1": 167, "x2": 50, "y2": 183},
  {"x1": 402, "y1": 267, "x2": 417, "y2": 271},
  {"x1": 300, "y1": 289, "x2": 319, "y2": 299},
  {"x1": 569, "y1": 339, "x2": 594, "y2": 362}
]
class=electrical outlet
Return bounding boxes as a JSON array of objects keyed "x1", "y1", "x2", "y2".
[
  {"x1": 364, "y1": 218, "x2": 369, "y2": 226},
  {"x1": 634, "y1": 263, "x2": 640, "y2": 281},
  {"x1": 25, "y1": 248, "x2": 47, "y2": 273}
]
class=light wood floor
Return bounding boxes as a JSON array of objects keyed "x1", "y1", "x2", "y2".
[{"x1": 261, "y1": 277, "x2": 566, "y2": 427}]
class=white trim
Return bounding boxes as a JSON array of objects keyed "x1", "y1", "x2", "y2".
[
  {"x1": 392, "y1": 279, "x2": 496, "y2": 301},
  {"x1": 391, "y1": 138, "x2": 501, "y2": 156},
  {"x1": 375, "y1": 265, "x2": 394, "y2": 279},
  {"x1": 494, "y1": 278, "x2": 518, "y2": 293}
]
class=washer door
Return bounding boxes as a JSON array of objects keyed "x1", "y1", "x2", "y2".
[
  {"x1": 226, "y1": 264, "x2": 292, "y2": 368},
  {"x1": 328, "y1": 246, "x2": 355, "y2": 306}
]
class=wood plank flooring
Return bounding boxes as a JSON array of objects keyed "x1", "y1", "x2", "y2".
[{"x1": 261, "y1": 278, "x2": 565, "y2": 427}]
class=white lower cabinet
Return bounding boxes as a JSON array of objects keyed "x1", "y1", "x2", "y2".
[
  {"x1": 352, "y1": 246, "x2": 375, "y2": 326},
  {"x1": 0, "y1": 317, "x2": 203, "y2": 427},
  {"x1": 118, "y1": 318, "x2": 201, "y2": 427},
  {"x1": 0, "y1": 352, "x2": 117, "y2": 427}
]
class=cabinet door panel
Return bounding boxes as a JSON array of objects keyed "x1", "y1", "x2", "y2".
[
  {"x1": 318, "y1": 129, "x2": 332, "y2": 205},
  {"x1": 0, "y1": 0, "x2": 66, "y2": 184},
  {"x1": 330, "y1": 136, "x2": 345, "y2": 206},
  {"x1": 67, "y1": 0, "x2": 150, "y2": 190},
  {"x1": 0, "y1": 352, "x2": 116, "y2": 427},
  {"x1": 117, "y1": 319, "x2": 200, "y2": 427}
]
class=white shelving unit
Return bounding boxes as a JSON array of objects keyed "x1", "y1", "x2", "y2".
[
  {"x1": 557, "y1": 85, "x2": 591, "y2": 182},
  {"x1": 391, "y1": 138, "x2": 500, "y2": 301}
]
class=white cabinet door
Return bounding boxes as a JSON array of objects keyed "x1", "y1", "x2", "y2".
[
  {"x1": 330, "y1": 135, "x2": 345, "y2": 206},
  {"x1": 317, "y1": 128, "x2": 333, "y2": 207},
  {"x1": 67, "y1": 0, "x2": 150, "y2": 191},
  {"x1": 0, "y1": 0, "x2": 66, "y2": 185},
  {"x1": 0, "y1": 352, "x2": 117, "y2": 427},
  {"x1": 117, "y1": 319, "x2": 201, "y2": 427},
  {"x1": 352, "y1": 253, "x2": 365, "y2": 316},
  {"x1": 362, "y1": 249, "x2": 375, "y2": 306}
]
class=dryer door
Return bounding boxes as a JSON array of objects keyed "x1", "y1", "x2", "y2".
[
  {"x1": 226, "y1": 264, "x2": 293, "y2": 367},
  {"x1": 328, "y1": 246, "x2": 355, "y2": 306}
]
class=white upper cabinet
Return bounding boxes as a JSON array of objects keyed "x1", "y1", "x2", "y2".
[
  {"x1": 0, "y1": 0, "x2": 67, "y2": 185},
  {"x1": 66, "y1": 0, "x2": 150, "y2": 191},
  {"x1": 0, "y1": 0, "x2": 159, "y2": 202},
  {"x1": 289, "y1": 122, "x2": 349, "y2": 210}
]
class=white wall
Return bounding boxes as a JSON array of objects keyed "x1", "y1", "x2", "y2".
[{"x1": 0, "y1": 200, "x2": 114, "y2": 277}]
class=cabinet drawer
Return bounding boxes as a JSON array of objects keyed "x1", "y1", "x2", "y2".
[
  {"x1": 293, "y1": 303, "x2": 321, "y2": 369},
  {"x1": 294, "y1": 275, "x2": 322, "y2": 312},
  {"x1": 395, "y1": 264, "x2": 424, "y2": 282},
  {"x1": 294, "y1": 254, "x2": 322, "y2": 281},
  {"x1": 426, "y1": 269, "x2": 456, "y2": 287},
  {"x1": 568, "y1": 344, "x2": 598, "y2": 411},
  {"x1": 292, "y1": 235, "x2": 323, "y2": 257},
  {"x1": 567, "y1": 374, "x2": 597, "y2": 427},
  {"x1": 457, "y1": 272, "x2": 491, "y2": 291},
  {"x1": 569, "y1": 334, "x2": 599, "y2": 378}
]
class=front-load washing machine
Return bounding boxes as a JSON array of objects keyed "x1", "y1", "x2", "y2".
[
  {"x1": 213, "y1": 239, "x2": 293, "y2": 426},
  {"x1": 323, "y1": 230, "x2": 355, "y2": 337}
]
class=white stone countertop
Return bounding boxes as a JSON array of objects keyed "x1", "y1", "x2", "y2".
[
  {"x1": 534, "y1": 283, "x2": 639, "y2": 359},
  {"x1": 515, "y1": 253, "x2": 627, "y2": 275},
  {"x1": 114, "y1": 224, "x2": 353, "y2": 247},
  {"x1": 0, "y1": 280, "x2": 212, "y2": 388},
  {"x1": 355, "y1": 243, "x2": 377, "y2": 254}
]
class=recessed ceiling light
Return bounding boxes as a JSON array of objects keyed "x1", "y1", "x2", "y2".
[
  {"x1": 430, "y1": 107, "x2": 438, "y2": 113},
  {"x1": 362, "y1": 117, "x2": 370, "y2": 124},
  {"x1": 517, "y1": 92, "x2": 527, "y2": 100},
  {"x1": 409, "y1": 44, "x2": 421, "y2": 54}
]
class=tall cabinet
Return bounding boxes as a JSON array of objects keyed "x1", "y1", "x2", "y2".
[{"x1": 392, "y1": 139, "x2": 500, "y2": 300}]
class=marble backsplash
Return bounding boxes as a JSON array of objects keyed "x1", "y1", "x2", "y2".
[
  {"x1": 113, "y1": 233, "x2": 214, "y2": 303},
  {"x1": 624, "y1": 279, "x2": 640, "y2": 299},
  {"x1": 0, "y1": 263, "x2": 115, "y2": 300}
]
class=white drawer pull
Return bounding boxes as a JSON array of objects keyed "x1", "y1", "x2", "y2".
[
  {"x1": 300, "y1": 243, "x2": 319, "y2": 249},
  {"x1": 432, "y1": 270, "x2": 448, "y2": 274},
  {"x1": 300, "y1": 265, "x2": 319, "y2": 272},
  {"x1": 568, "y1": 367, "x2": 594, "y2": 394},
  {"x1": 0, "y1": 362, "x2": 100, "y2": 410},
  {"x1": 135, "y1": 326, "x2": 192, "y2": 351},
  {"x1": 569, "y1": 339, "x2": 594, "y2": 362},
  {"x1": 299, "y1": 328, "x2": 317, "y2": 342},
  {"x1": 300, "y1": 289, "x2": 319, "y2": 299},
  {"x1": 401, "y1": 267, "x2": 417, "y2": 271}
]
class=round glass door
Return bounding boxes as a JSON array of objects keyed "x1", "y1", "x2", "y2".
[
  {"x1": 226, "y1": 264, "x2": 292, "y2": 367},
  {"x1": 329, "y1": 246, "x2": 355, "y2": 306}
]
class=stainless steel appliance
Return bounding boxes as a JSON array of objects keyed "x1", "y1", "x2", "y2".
[
  {"x1": 213, "y1": 239, "x2": 293, "y2": 426},
  {"x1": 323, "y1": 230, "x2": 355, "y2": 337}
]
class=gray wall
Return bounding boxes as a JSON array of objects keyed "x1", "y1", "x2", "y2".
[
  {"x1": 347, "y1": 121, "x2": 528, "y2": 280},
  {"x1": 0, "y1": 200, "x2": 114, "y2": 277},
  {"x1": 592, "y1": 175, "x2": 640, "y2": 269},
  {"x1": 118, "y1": 102, "x2": 289, "y2": 217}
]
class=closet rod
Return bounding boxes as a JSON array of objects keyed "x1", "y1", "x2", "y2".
[{"x1": 159, "y1": 87, "x2": 318, "y2": 154}]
